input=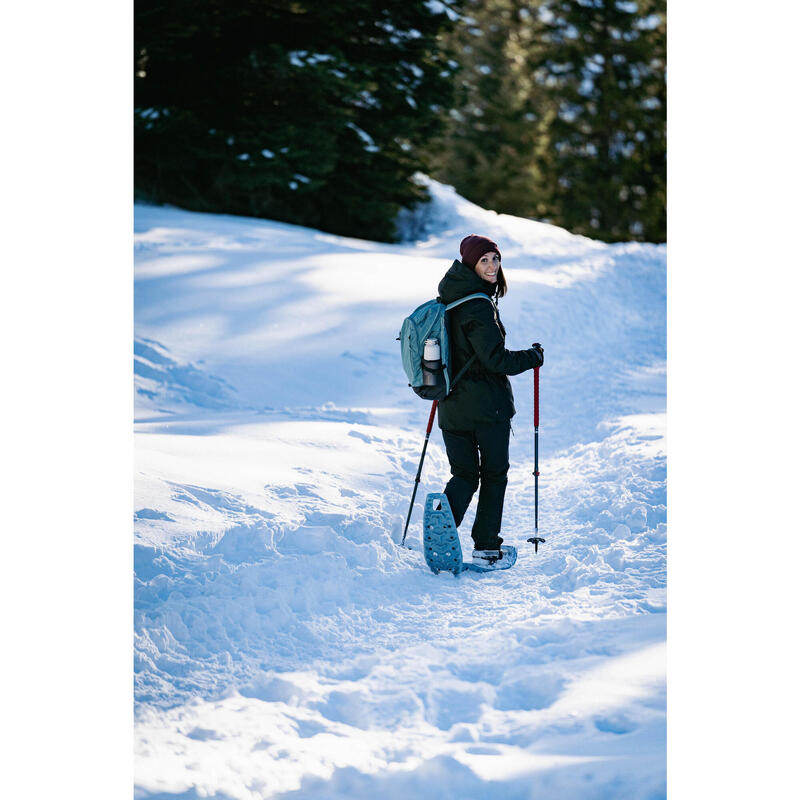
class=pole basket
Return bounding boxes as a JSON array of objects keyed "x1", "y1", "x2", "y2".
[{"x1": 526, "y1": 536, "x2": 545, "y2": 553}]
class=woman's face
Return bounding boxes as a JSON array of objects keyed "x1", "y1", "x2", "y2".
[{"x1": 474, "y1": 251, "x2": 500, "y2": 283}]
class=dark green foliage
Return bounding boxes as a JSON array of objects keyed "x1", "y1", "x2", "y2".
[
  {"x1": 534, "y1": 0, "x2": 665, "y2": 242},
  {"x1": 135, "y1": 1, "x2": 460, "y2": 241},
  {"x1": 136, "y1": 0, "x2": 665, "y2": 243},
  {"x1": 427, "y1": 0, "x2": 557, "y2": 221},
  {"x1": 430, "y1": 0, "x2": 665, "y2": 243}
]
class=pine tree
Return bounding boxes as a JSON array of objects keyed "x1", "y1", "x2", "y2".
[
  {"x1": 429, "y1": 0, "x2": 557, "y2": 220},
  {"x1": 532, "y1": 0, "x2": 666, "y2": 241},
  {"x1": 429, "y1": 0, "x2": 665, "y2": 242},
  {"x1": 135, "y1": 0, "x2": 461, "y2": 242}
]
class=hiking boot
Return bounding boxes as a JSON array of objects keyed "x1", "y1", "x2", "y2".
[{"x1": 471, "y1": 548, "x2": 504, "y2": 568}]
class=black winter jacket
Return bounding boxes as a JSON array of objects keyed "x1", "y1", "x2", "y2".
[{"x1": 437, "y1": 259, "x2": 540, "y2": 430}]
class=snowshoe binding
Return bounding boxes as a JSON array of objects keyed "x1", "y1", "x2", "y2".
[{"x1": 470, "y1": 546, "x2": 517, "y2": 572}]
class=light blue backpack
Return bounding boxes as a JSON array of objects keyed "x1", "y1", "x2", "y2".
[{"x1": 398, "y1": 293, "x2": 493, "y2": 401}]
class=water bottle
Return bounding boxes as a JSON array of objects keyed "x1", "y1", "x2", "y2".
[{"x1": 422, "y1": 338, "x2": 443, "y2": 387}]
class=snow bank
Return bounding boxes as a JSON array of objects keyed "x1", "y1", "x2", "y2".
[{"x1": 134, "y1": 178, "x2": 666, "y2": 798}]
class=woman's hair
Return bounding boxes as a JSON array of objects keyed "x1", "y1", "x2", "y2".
[{"x1": 494, "y1": 266, "x2": 507, "y2": 299}]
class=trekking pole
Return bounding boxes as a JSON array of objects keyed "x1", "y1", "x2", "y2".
[
  {"x1": 401, "y1": 400, "x2": 438, "y2": 546},
  {"x1": 527, "y1": 363, "x2": 545, "y2": 553}
]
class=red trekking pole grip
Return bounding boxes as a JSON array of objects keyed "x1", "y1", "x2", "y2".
[
  {"x1": 426, "y1": 399, "x2": 438, "y2": 434},
  {"x1": 534, "y1": 367, "x2": 539, "y2": 428}
]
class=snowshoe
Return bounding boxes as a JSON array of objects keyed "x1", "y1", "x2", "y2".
[
  {"x1": 422, "y1": 493, "x2": 464, "y2": 574},
  {"x1": 422, "y1": 493, "x2": 517, "y2": 575}
]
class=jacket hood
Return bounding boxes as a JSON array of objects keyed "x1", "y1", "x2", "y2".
[{"x1": 437, "y1": 259, "x2": 496, "y2": 304}]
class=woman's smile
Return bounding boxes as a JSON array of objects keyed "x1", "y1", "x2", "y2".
[{"x1": 475, "y1": 251, "x2": 501, "y2": 282}]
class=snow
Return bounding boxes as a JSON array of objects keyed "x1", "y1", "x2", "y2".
[
  {"x1": 346, "y1": 121, "x2": 380, "y2": 153},
  {"x1": 134, "y1": 177, "x2": 666, "y2": 798}
]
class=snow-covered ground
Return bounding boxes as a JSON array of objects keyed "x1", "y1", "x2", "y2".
[{"x1": 134, "y1": 178, "x2": 666, "y2": 799}]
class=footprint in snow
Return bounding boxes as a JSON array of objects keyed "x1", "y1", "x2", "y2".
[
  {"x1": 135, "y1": 508, "x2": 174, "y2": 522},
  {"x1": 294, "y1": 719, "x2": 329, "y2": 739},
  {"x1": 494, "y1": 673, "x2": 566, "y2": 712},
  {"x1": 594, "y1": 714, "x2": 637, "y2": 735},
  {"x1": 465, "y1": 745, "x2": 503, "y2": 755},
  {"x1": 186, "y1": 727, "x2": 223, "y2": 741}
]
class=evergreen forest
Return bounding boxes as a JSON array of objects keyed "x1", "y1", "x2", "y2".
[{"x1": 135, "y1": 0, "x2": 665, "y2": 243}]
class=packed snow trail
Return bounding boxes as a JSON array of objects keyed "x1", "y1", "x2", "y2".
[{"x1": 134, "y1": 178, "x2": 666, "y2": 799}]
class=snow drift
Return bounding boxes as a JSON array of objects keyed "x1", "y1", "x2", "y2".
[{"x1": 134, "y1": 177, "x2": 666, "y2": 799}]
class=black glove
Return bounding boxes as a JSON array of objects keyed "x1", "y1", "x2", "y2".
[{"x1": 530, "y1": 342, "x2": 544, "y2": 367}]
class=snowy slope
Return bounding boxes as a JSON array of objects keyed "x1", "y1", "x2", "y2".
[{"x1": 134, "y1": 177, "x2": 666, "y2": 799}]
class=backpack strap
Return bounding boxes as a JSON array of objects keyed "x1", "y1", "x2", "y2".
[
  {"x1": 443, "y1": 292, "x2": 494, "y2": 312},
  {"x1": 443, "y1": 293, "x2": 494, "y2": 389},
  {"x1": 450, "y1": 353, "x2": 478, "y2": 387}
]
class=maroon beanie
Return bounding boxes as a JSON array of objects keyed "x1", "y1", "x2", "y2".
[{"x1": 460, "y1": 234, "x2": 501, "y2": 270}]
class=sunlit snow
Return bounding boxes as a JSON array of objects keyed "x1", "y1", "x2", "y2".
[{"x1": 134, "y1": 177, "x2": 666, "y2": 799}]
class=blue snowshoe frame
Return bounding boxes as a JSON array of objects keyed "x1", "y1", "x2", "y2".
[{"x1": 422, "y1": 493, "x2": 517, "y2": 575}]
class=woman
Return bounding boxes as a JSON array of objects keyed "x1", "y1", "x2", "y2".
[{"x1": 437, "y1": 234, "x2": 543, "y2": 567}]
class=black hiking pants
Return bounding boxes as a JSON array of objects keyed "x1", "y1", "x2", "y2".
[{"x1": 441, "y1": 420, "x2": 510, "y2": 551}]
